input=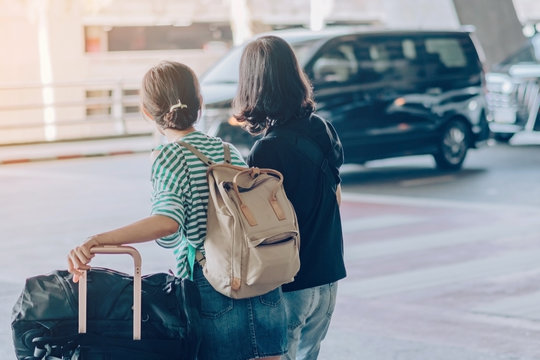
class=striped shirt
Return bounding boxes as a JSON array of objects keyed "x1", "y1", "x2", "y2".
[{"x1": 151, "y1": 131, "x2": 246, "y2": 278}]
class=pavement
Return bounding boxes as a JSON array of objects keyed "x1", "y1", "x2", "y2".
[
  {"x1": 2, "y1": 135, "x2": 540, "y2": 359},
  {"x1": 0, "y1": 135, "x2": 155, "y2": 165},
  {"x1": 1, "y1": 129, "x2": 540, "y2": 165}
]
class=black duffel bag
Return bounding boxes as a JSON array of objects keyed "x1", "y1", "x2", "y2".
[{"x1": 11, "y1": 267, "x2": 201, "y2": 360}]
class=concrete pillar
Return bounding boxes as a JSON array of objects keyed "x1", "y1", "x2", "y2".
[{"x1": 452, "y1": 0, "x2": 526, "y2": 68}]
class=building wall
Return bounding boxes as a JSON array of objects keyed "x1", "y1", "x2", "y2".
[
  {"x1": 0, "y1": 3, "x2": 41, "y2": 85},
  {"x1": 0, "y1": 0, "x2": 537, "y2": 143},
  {"x1": 381, "y1": 0, "x2": 459, "y2": 29}
]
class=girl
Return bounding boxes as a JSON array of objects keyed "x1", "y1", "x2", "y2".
[
  {"x1": 233, "y1": 36, "x2": 346, "y2": 360},
  {"x1": 67, "y1": 60, "x2": 287, "y2": 360}
]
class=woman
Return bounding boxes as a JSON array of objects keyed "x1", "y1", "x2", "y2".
[
  {"x1": 233, "y1": 36, "x2": 347, "y2": 360},
  {"x1": 67, "y1": 60, "x2": 287, "y2": 360}
]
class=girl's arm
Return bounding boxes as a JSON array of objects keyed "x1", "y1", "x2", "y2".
[{"x1": 67, "y1": 215, "x2": 178, "y2": 282}]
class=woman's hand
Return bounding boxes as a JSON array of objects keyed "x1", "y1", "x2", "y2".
[
  {"x1": 66, "y1": 215, "x2": 178, "y2": 282},
  {"x1": 67, "y1": 236, "x2": 100, "y2": 283}
]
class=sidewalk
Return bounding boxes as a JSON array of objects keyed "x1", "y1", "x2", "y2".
[
  {"x1": 2, "y1": 130, "x2": 539, "y2": 166},
  {"x1": 0, "y1": 136, "x2": 155, "y2": 165}
]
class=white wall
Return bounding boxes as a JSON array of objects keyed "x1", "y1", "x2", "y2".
[{"x1": 381, "y1": 0, "x2": 460, "y2": 29}]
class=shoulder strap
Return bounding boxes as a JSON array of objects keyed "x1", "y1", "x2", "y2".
[
  {"x1": 223, "y1": 142, "x2": 232, "y2": 164},
  {"x1": 267, "y1": 128, "x2": 335, "y2": 186},
  {"x1": 177, "y1": 141, "x2": 232, "y2": 166}
]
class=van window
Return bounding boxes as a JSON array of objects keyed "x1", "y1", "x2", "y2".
[
  {"x1": 423, "y1": 36, "x2": 480, "y2": 77},
  {"x1": 354, "y1": 37, "x2": 422, "y2": 83},
  {"x1": 402, "y1": 39, "x2": 417, "y2": 59},
  {"x1": 311, "y1": 42, "x2": 358, "y2": 84},
  {"x1": 202, "y1": 39, "x2": 318, "y2": 85},
  {"x1": 425, "y1": 38, "x2": 467, "y2": 68}
]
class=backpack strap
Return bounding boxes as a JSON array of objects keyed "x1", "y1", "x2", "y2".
[
  {"x1": 177, "y1": 141, "x2": 232, "y2": 165},
  {"x1": 176, "y1": 140, "x2": 231, "y2": 279},
  {"x1": 267, "y1": 128, "x2": 336, "y2": 189},
  {"x1": 223, "y1": 142, "x2": 232, "y2": 164}
]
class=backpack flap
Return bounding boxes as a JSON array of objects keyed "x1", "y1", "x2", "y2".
[{"x1": 228, "y1": 168, "x2": 299, "y2": 246}]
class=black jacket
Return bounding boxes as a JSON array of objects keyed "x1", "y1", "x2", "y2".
[{"x1": 247, "y1": 114, "x2": 346, "y2": 291}]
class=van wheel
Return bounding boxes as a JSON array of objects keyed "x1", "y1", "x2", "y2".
[{"x1": 433, "y1": 120, "x2": 469, "y2": 170}]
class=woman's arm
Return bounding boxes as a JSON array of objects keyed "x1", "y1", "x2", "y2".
[
  {"x1": 67, "y1": 215, "x2": 178, "y2": 282},
  {"x1": 336, "y1": 184, "x2": 342, "y2": 206}
]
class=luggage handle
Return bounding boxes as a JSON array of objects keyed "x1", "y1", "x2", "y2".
[{"x1": 78, "y1": 245, "x2": 142, "y2": 340}]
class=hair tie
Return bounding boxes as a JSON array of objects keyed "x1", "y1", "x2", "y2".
[{"x1": 170, "y1": 99, "x2": 187, "y2": 112}]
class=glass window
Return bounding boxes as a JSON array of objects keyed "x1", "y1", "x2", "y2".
[
  {"x1": 311, "y1": 43, "x2": 358, "y2": 84},
  {"x1": 425, "y1": 38, "x2": 467, "y2": 68},
  {"x1": 423, "y1": 36, "x2": 482, "y2": 77},
  {"x1": 402, "y1": 39, "x2": 417, "y2": 59},
  {"x1": 201, "y1": 45, "x2": 243, "y2": 84},
  {"x1": 353, "y1": 37, "x2": 421, "y2": 83},
  {"x1": 201, "y1": 39, "x2": 318, "y2": 85},
  {"x1": 85, "y1": 23, "x2": 233, "y2": 52}
]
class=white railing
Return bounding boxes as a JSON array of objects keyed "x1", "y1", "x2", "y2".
[{"x1": 0, "y1": 80, "x2": 152, "y2": 145}]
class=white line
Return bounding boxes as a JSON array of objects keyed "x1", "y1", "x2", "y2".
[{"x1": 399, "y1": 175, "x2": 456, "y2": 187}]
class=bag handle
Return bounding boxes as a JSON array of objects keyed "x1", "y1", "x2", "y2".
[
  {"x1": 231, "y1": 168, "x2": 287, "y2": 226},
  {"x1": 78, "y1": 245, "x2": 142, "y2": 340},
  {"x1": 177, "y1": 141, "x2": 232, "y2": 165}
]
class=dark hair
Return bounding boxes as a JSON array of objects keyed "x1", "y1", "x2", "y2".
[
  {"x1": 141, "y1": 61, "x2": 202, "y2": 130},
  {"x1": 233, "y1": 35, "x2": 315, "y2": 134}
]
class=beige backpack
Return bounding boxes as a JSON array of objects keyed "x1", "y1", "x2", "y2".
[{"x1": 178, "y1": 141, "x2": 300, "y2": 299}]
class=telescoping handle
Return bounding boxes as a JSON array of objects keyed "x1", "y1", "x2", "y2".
[{"x1": 78, "y1": 245, "x2": 142, "y2": 340}]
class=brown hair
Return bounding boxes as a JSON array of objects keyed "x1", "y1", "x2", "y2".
[
  {"x1": 233, "y1": 35, "x2": 315, "y2": 135},
  {"x1": 141, "y1": 61, "x2": 202, "y2": 130}
]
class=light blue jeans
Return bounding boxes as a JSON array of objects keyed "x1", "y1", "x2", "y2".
[{"x1": 283, "y1": 282, "x2": 338, "y2": 360}]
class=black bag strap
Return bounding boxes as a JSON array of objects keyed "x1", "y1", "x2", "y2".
[
  {"x1": 177, "y1": 141, "x2": 232, "y2": 166},
  {"x1": 266, "y1": 127, "x2": 336, "y2": 188}
]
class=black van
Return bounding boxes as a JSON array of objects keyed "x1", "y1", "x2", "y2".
[{"x1": 200, "y1": 27, "x2": 490, "y2": 170}]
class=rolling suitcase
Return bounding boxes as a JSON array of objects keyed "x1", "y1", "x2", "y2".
[{"x1": 11, "y1": 245, "x2": 201, "y2": 360}]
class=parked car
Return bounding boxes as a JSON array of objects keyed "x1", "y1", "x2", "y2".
[
  {"x1": 200, "y1": 27, "x2": 490, "y2": 170},
  {"x1": 486, "y1": 34, "x2": 540, "y2": 142}
]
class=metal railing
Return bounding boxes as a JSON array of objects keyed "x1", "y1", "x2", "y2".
[{"x1": 0, "y1": 80, "x2": 153, "y2": 145}]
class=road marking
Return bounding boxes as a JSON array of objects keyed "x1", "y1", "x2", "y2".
[{"x1": 399, "y1": 175, "x2": 456, "y2": 187}]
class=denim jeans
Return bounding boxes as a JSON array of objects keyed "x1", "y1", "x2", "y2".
[
  {"x1": 283, "y1": 282, "x2": 338, "y2": 360},
  {"x1": 192, "y1": 263, "x2": 287, "y2": 360}
]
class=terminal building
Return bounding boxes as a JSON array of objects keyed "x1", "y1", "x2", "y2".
[{"x1": 0, "y1": 0, "x2": 537, "y2": 143}]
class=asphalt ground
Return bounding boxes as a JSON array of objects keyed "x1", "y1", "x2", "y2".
[{"x1": 2, "y1": 136, "x2": 540, "y2": 359}]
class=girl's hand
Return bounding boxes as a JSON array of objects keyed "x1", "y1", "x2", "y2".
[{"x1": 68, "y1": 236, "x2": 100, "y2": 283}]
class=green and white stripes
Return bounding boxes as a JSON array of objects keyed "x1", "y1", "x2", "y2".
[{"x1": 150, "y1": 131, "x2": 246, "y2": 278}]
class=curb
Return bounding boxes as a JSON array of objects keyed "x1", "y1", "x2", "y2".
[{"x1": 0, "y1": 148, "x2": 151, "y2": 165}]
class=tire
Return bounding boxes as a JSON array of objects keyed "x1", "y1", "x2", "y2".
[{"x1": 433, "y1": 120, "x2": 469, "y2": 170}]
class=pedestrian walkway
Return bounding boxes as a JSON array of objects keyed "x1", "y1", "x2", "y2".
[
  {"x1": 318, "y1": 194, "x2": 540, "y2": 360},
  {"x1": 0, "y1": 136, "x2": 155, "y2": 165}
]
